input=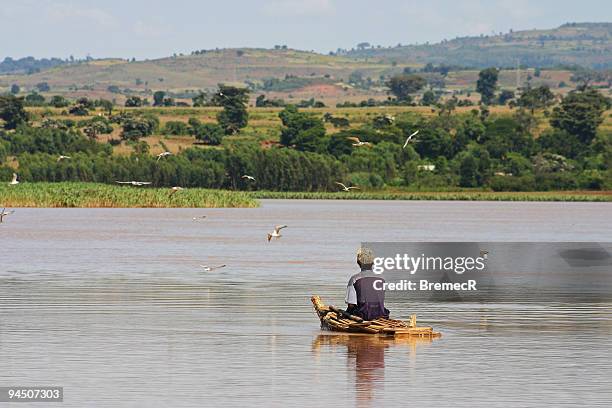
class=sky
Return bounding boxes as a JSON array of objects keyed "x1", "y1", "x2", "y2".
[{"x1": 1, "y1": 0, "x2": 610, "y2": 60}]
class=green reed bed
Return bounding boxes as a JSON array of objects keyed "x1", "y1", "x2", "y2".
[
  {"x1": 0, "y1": 183, "x2": 259, "y2": 208},
  {"x1": 250, "y1": 190, "x2": 612, "y2": 202}
]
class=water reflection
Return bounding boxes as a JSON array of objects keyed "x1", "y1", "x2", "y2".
[{"x1": 313, "y1": 334, "x2": 435, "y2": 407}]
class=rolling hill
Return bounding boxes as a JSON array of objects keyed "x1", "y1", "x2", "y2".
[
  {"x1": 0, "y1": 23, "x2": 610, "y2": 103},
  {"x1": 345, "y1": 23, "x2": 612, "y2": 69}
]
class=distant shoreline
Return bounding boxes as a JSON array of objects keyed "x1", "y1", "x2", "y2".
[
  {"x1": 0, "y1": 182, "x2": 610, "y2": 207},
  {"x1": 251, "y1": 190, "x2": 612, "y2": 202}
]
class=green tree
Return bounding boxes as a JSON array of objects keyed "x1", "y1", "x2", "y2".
[
  {"x1": 76, "y1": 97, "x2": 94, "y2": 109},
  {"x1": 537, "y1": 130, "x2": 583, "y2": 159},
  {"x1": 49, "y1": 95, "x2": 69, "y2": 108},
  {"x1": 188, "y1": 118, "x2": 225, "y2": 145},
  {"x1": 121, "y1": 114, "x2": 159, "y2": 141},
  {"x1": 163, "y1": 121, "x2": 190, "y2": 135},
  {"x1": 476, "y1": 67, "x2": 499, "y2": 105},
  {"x1": 125, "y1": 96, "x2": 143, "y2": 107},
  {"x1": 153, "y1": 91, "x2": 166, "y2": 107},
  {"x1": 386, "y1": 74, "x2": 426, "y2": 102},
  {"x1": 36, "y1": 82, "x2": 50, "y2": 92},
  {"x1": 10, "y1": 84, "x2": 20, "y2": 94},
  {"x1": 24, "y1": 92, "x2": 45, "y2": 106},
  {"x1": 517, "y1": 85, "x2": 555, "y2": 113},
  {"x1": 192, "y1": 91, "x2": 211, "y2": 107},
  {"x1": 550, "y1": 87, "x2": 611, "y2": 145},
  {"x1": 497, "y1": 90, "x2": 515, "y2": 105},
  {"x1": 502, "y1": 152, "x2": 533, "y2": 176},
  {"x1": 457, "y1": 143, "x2": 492, "y2": 187},
  {"x1": 327, "y1": 132, "x2": 354, "y2": 158},
  {"x1": 278, "y1": 105, "x2": 327, "y2": 153},
  {"x1": 0, "y1": 95, "x2": 28, "y2": 129},
  {"x1": 98, "y1": 99, "x2": 114, "y2": 115},
  {"x1": 413, "y1": 127, "x2": 453, "y2": 159},
  {"x1": 214, "y1": 85, "x2": 249, "y2": 134},
  {"x1": 481, "y1": 117, "x2": 534, "y2": 159},
  {"x1": 453, "y1": 114, "x2": 485, "y2": 154},
  {"x1": 421, "y1": 90, "x2": 437, "y2": 106}
]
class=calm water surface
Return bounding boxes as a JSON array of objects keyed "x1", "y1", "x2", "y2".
[{"x1": 1, "y1": 200, "x2": 611, "y2": 407}]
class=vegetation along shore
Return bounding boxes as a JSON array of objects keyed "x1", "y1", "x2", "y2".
[
  {"x1": 1, "y1": 56, "x2": 610, "y2": 204},
  {"x1": 0, "y1": 182, "x2": 258, "y2": 208},
  {"x1": 0, "y1": 183, "x2": 610, "y2": 208}
]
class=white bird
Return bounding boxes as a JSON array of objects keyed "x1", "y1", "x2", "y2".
[
  {"x1": 346, "y1": 136, "x2": 372, "y2": 147},
  {"x1": 57, "y1": 155, "x2": 71, "y2": 162},
  {"x1": 403, "y1": 130, "x2": 419, "y2": 148},
  {"x1": 335, "y1": 182, "x2": 359, "y2": 192},
  {"x1": 115, "y1": 181, "x2": 152, "y2": 186},
  {"x1": 0, "y1": 208, "x2": 15, "y2": 223},
  {"x1": 193, "y1": 215, "x2": 207, "y2": 221},
  {"x1": 157, "y1": 151, "x2": 172, "y2": 161},
  {"x1": 267, "y1": 225, "x2": 287, "y2": 242},
  {"x1": 199, "y1": 264, "x2": 227, "y2": 272},
  {"x1": 169, "y1": 186, "x2": 184, "y2": 196},
  {"x1": 8, "y1": 173, "x2": 19, "y2": 185},
  {"x1": 242, "y1": 175, "x2": 255, "y2": 181}
]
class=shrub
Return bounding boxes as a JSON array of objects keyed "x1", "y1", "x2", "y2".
[
  {"x1": 163, "y1": 121, "x2": 190, "y2": 135},
  {"x1": 489, "y1": 175, "x2": 536, "y2": 191},
  {"x1": 69, "y1": 105, "x2": 89, "y2": 116},
  {"x1": 188, "y1": 118, "x2": 224, "y2": 145},
  {"x1": 49, "y1": 95, "x2": 70, "y2": 108},
  {"x1": 577, "y1": 170, "x2": 605, "y2": 190},
  {"x1": 535, "y1": 172, "x2": 578, "y2": 190},
  {"x1": 121, "y1": 114, "x2": 159, "y2": 140}
]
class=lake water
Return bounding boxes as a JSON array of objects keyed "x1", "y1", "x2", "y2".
[{"x1": 1, "y1": 200, "x2": 611, "y2": 407}]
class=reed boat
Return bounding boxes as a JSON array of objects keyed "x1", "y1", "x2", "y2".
[{"x1": 311, "y1": 295, "x2": 441, "y2": 337}]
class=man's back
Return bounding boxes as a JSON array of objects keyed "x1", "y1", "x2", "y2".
[{"x1": 345, "y1": 269, "x2": 389, "y2": 320}]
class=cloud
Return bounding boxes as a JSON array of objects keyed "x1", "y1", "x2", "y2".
[
  {"x1": 133, "y1": 20, "x2": 161, "y2": 38},
  {"x1": 262, "y1": 0, "x2": 335, "y2": 17},
  {"x1": 46, "y1": 2, "x2": 116, "y2": 28},
  {"x1": 397, "y1": 0, "x2": 523, "y2": 40},
  {"x1": 496, "y1": 0, "x2": 542, "y2": 20}
]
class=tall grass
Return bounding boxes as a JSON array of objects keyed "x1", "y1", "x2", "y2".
[
  {"x1": 1, "y1": 183, "x2": 609, "y2": 208},
  {"x1": 0, "y1": 183, "x2": 259, "y2": 208},
  {"x1": 250, "y1": 190, "x2": 612, "y2": 202}
]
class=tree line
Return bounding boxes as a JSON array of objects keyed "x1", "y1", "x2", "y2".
[{"x1": 0, "y1": 80, "x2": 610, "y2": 191}]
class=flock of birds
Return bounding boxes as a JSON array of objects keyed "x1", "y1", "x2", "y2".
[
  {"x1": 112, "y1": 152, "x2": 260, "y2": 196},
  {"x1": 2, "y1": 130, "x2": 420, "y2": 233},
  {"x1": 347, "y1": 130, "x2": 419, "y2": 149}
]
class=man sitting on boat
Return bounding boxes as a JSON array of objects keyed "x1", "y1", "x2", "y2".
[{"x1": 345, "y1": 247, "x2": 390, "y2": 320}]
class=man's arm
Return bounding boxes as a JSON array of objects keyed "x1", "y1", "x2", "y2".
[{"x1": 345, "y1": 279, "x2": 357, "y2": 305}]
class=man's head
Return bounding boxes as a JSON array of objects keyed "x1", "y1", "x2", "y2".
[{"x1": 357, "y1": 247, "x2": 374, "y2": 270}]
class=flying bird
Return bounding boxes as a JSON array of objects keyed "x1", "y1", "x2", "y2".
[
  {"x1": 8, "y1": 173, "x2": 19, "y2": 186},
  {"x1": 115, "y1": 181, "x2": 152, "y2": 186},
  {"x1": 169, "y1": 186, "x2": 184, "y2": 196},
  {"x1": 0, "y1": 208, "x2": 15, "y2": 223},
  {"x1": 199, "y1": 264, "x2": 227, "y2": 272},
  {"x1": 57, "y1": 155, "x2": 72, "y2": 162},
  {"x1": 335, "y1": 182, "x2": 359, "y2": 192},
  {"x1": 403, "y1": 130, "x2": 419, "y2": 148},
  {"x1": 193, "y1": 215, "x2": 207, "y2": 221},
  {"x1": 157, "y1": 151, "x2": 172, "y2": 161},
  {"x1": 346, "y1": 137, "x2": 372, "y2": 147},
  {"x1": 242, "y1": 175, "x2": 255, "y2": 181},
  {"x1": 267, "y1": 225, "x2": 287, "y2": 242}
]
